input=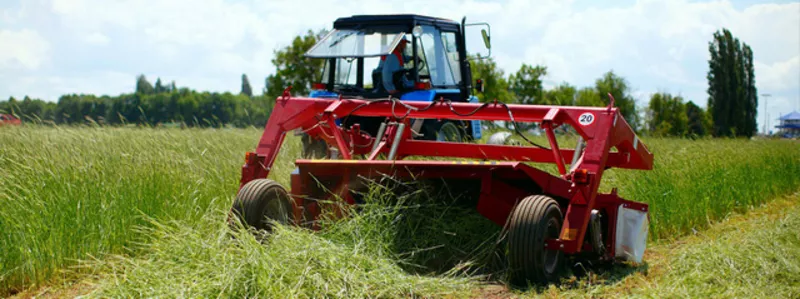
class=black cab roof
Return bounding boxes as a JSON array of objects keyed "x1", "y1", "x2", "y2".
[{"x1": 333, "y1": 14, "x2": 460, "y2": 31}]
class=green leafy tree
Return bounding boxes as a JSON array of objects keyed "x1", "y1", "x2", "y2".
[
  {"x1": 154, "y1": 78, "x2": 166, "y2": 93},
  {"x1": 14, "y1": 96, "x2": 56, "y2": 122},
  {"x1": 2, "y1": 97, "x2": 18, "y2": 115},
  {"x1": 543, "y1": 83, "x2": 577, "y2": 106},
  {"x1": 469, "y1": 57, "x2": 513, "y2": 103},
  {"x1": 265, "y1": 30, "x2": 325, "y2": 99},
  {"x1": 136, "y1": 75, "x2": 155, "y2": 95},
  {"x1": 685, "y1": 101, "x2": 709, "y2": 137},
  {"x1": 707, "y1": 28, "x2": 757, "y2": 137},
  {"x1": 55, "y1": 94, "x2": 81, "y2": 124},
  {"x1": 742, "y1": 44, "x2": 757, "y2": 136},
  {"x1": 241, "y1": 74, "x2": 253, "y2": 97},
  {"x1": 508, "y1": 64, "x2": 547, "y2": 104},
  {"x1": 647, "y1": 93, "x2": 688, "y2": 136},
  {"x1": 575, "y1": 87, "x2": 604, "y2": 107},
  {"x1": 595, "y1": 71, "x2": 639, "y2": 131}
]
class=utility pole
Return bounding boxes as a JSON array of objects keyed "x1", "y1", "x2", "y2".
[{"x1": 761, "y1": 93, "x2": 771, "y2": 135}]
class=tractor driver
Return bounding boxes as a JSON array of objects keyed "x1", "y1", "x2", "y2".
[{"x1": 381, "y1": 37, "x2": 414, "y2": 94}]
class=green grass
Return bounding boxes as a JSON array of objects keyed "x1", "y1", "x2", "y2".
[
  {"x1": 0, "y1": 127, "x2": 286, "y2": 292},
  {"x1": 636, "y1": 198, "x2": 800, "y2": 298},
  {"x1": 607, "y1": 138, "x2": 800, "y2": 239},
  {"x1": 0, "y1": 126, "x2": 798, "y2": 296},
  {"x1": 550, "y1": 193, "x2": 800, "y2": 299},
  {"x1": 91, "y1": 183, "x2": 487, "y2": 298}
]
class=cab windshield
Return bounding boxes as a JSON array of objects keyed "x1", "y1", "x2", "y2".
[
  {"x1": 306, "y1": 26, "x2": 462, "y2": 94},
  {"x1": 306, "y1": 29, "x2": 406, "y2": 58}
]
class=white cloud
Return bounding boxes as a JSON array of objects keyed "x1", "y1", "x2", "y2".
[
  {"x1": 497, "y1": 0, "x2": 798, "y2": 130},
  {"x1": 1, "y1": 71, "x2": 131, "y2": 100},
  {"x1": 0, "y1": 29, "x2": 50, "y2": 70},
  {"x1": 0, "y1": 0, "x2": 797, "y2": 132},
  {"x1": 756, "y1": 56, "x2": 800, "y2": 91},
  {"x1": 83, "y1": 32, "x2": 109, "y2": 45}
]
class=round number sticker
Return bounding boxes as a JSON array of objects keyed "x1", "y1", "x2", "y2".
[{"x1": 578, "y1": 113, "x2": 595, "y2": 126}]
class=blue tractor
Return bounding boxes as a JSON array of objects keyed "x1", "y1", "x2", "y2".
[{"x1": 300, "y1": 14, "x2": 491, "y2": 157}]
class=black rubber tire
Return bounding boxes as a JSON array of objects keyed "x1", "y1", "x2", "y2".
[
  {"x1": 229, "y1": 179, "x2": 292, "y2": 232},
  {"x1": 301, "y1": 133, "x2": 328, "y2": 159},
  {"x1": 423, "y1": 120, "x2": 465, "y2": 142},
  {"x1": 507, "y1": 195, "x2": 564, "y2": 285}
]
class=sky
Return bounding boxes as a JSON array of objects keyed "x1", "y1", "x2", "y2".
[{"x1": 1, "y1": 0, "x2": 798, "y2": 131}]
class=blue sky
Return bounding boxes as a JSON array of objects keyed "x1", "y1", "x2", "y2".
[{"x1": 1, "y1": 0, "x2": 798, "y2": 131}]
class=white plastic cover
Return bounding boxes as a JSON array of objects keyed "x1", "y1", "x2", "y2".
[{"x1": 615, "y1": 205, "x2": 649, "y2": 263}]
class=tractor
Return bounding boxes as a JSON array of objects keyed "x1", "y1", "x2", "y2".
[
  {"x1": 230, "y1": 14, "x2": 653, "y2": 285},
  {"x1": 299, "y1": 14, "x2": 491, "y2": 157}
]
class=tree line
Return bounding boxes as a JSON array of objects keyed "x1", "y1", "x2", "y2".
[
  {"x1": 461, "y1": 53, "x2": 715, "y2": 137},
  {"x1": 1, "y1": 75, "x2": 275, "y2": 128},
  {"x1": 469, "y1": 27, "x2": 755, "y2": 137},
  {"x1": 1, "y1": 28, "x2": 756, "y2": 137}
]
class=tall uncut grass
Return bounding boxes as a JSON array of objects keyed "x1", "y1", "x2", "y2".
[
  {"x1": 1, "y1": 126, "x2": 798, "y2": 295},
  {"x1": 0, "y1": 126, "x2": 297, "y2": 292},
  {"x1": 606, "y1": 138, "x2": 800, "y2": 239}
]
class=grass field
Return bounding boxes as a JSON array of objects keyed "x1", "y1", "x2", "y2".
[
  {"x1": 550, "y1": 192, "x2": 800, "y2": 298},
  {"x1": 1, "y1": 126, "x2": 798, "y2": 297}
]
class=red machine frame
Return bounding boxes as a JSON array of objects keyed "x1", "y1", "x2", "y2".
[{"x1": 239, "y1": 90, "x2": 653, "y2": 259}]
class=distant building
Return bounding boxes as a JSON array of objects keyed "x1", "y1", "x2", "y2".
[{"x1": 775, "y1": 111, "x2": 800, "y2": 138}]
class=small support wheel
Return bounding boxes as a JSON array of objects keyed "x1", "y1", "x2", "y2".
[
  {"x1": 229, "y1": 179, "x2": 292, "y2": 232},
  {"x1": 507, "y1": 195, "x2": 564, "y2": 285}
]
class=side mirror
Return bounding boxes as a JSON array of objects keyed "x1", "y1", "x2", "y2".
[
  {"x1": 464, "y1": 21, "x2": 492, "y2": 58},
  {"x1": 475, "y1": 79, "x2": 484, "y2": 93},
  {"x1": 481, "y1": 29, "x2": 491, "y2": 50}
]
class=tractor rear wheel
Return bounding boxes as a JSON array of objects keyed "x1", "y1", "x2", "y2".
[
  {"x1": 507, "y1": 195, "x2": 564, "y2": 285},
  {"x1": 423, "y1": 120, "x2": 465, "y2": 142},
  {"x1": 229, "y1": 179, "x2": 292, "y2": 232},
  {"x1": 437, "y1": 121, "x2": 463, "y2": 142}
]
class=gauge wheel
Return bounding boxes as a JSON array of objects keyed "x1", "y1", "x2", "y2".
[
  {"x1": 507, "y1": 195, "x2": 564, "y2": 285},
  {"x1": 229, "y1": 179, "x2": 292, "y2": 232}
]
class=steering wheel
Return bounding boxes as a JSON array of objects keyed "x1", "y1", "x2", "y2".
[
  {"x1": 398, "y1": 57, "x2": 426, "y2": 79},
  {"x1": 413, "y1": 57, "x2": 426, "y2": 72}
]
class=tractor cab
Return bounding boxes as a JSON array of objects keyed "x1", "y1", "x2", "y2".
[
  {"x1": 301, "y1": 14, "x2": 490, "y2": 148},
  {"x1": 306, "y1": 14, "x2": 473, "y2": 100},
  {"x1": 306, "y1": 14, "x2": 489, "y2": 101}
]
